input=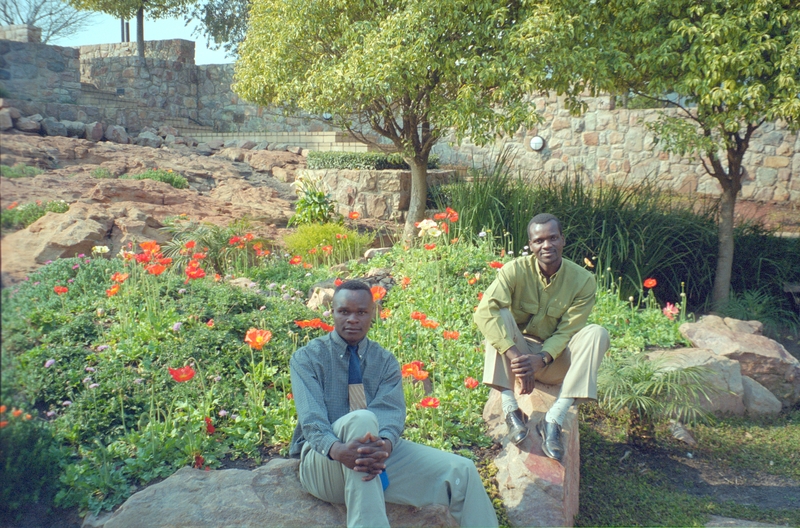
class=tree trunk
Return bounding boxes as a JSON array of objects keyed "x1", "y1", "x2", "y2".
[
  {"x1": 403, "y1": 157, "x2": 429, "y2": 243},
  {"x1": 711, "y1": 178, "x2": 738, "y2": 312},
  {"x1": 136, "y1": 7, "x2": 144, "y2": 59}
]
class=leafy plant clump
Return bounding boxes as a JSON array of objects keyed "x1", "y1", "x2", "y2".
[
  {"x1": 91, "y1": 167, "x2": 114, "y2": 179},
  {"x1": 307, "y1": 151, "x2": 439, "y2": 171},
  {"x1": 722, "y1": 288, "x2": 800, "y2": 338},
  {"x1": 289, "y1": 172, "x2": 336, "y2": 226},
  {"x1": 1, "y1": 164, "x2": 43, "y2": 179},
  {"x1": 123, "y1": 169, "x2": 188, "y2": 189},
  {"x1": 283, "y1": 223, "x2": 374, "y2": 265},
  {"x1": 1, "y1": 200, "x2": 71, "y2": 232}
]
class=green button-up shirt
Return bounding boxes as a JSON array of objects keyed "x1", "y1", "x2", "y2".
[{"x1": 474, "y1": 256, "x2": 596, "y2": 359}]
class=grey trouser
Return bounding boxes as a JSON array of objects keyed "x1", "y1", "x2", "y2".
[
  {"x1": 483, "y1": 308, "x2": 610, "y2": 400},
  {"x1": 299, "y1": 409, "x2": 499, "y2": 528}
]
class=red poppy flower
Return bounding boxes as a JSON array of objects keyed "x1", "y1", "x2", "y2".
[
  {"x1": 168, "y1": 365, "x2": 196, "y2": 382},
  {"x1": 303, "y1": 262, "x2": 313, "y2": 269},
  {"x1": 321, "y1": 245, "x2": 333, "y2": 255},
  {"x1": 445, "y1": 207, "x2": 459, "y2": 222},
  {"x1": 0, "y1": 421, "x2": 7, "y2": 428},
  {"x1": 643, "y1": 278, "x2": 658, "y2": 289},
  {"x1": 433, "y1": 212, "x2": 447, "y2": 220},
  {"x1": 106, "y1": 284, "x2": 120, "y2": 297},
  {"x1": 157, "y1": 257, "x2": 173, "y2": 266},
  {"x1": 371, "y1": 285, "x2": 387, "y2": 301},
  {"x1": 380, "y1": 309, "x2": 391, "y2": 319},
  {"x1": 53, "y1": 285, "x2": 68, "y2": 295},
  {"x1": 205, "y1": 417, "x2": 215, "y2": 434},
  {"x1": 410, "y1": 311, "x2": 427, "y2": 320},
  {"x1": 6, "y1": 201, "x2": 18, "y2": 210},
  {"x1": 206, "y1": 319, "x2": 214, "y2": 328},
  {"x1": 191, "y1": 253, "x2": 207, "y2": 260},
  {"x1": 135, "y1": 252, "x2": 152, "y2": 264},
  {"x1": 443, "y1": 330, "x2": 460, "y2": 340},
  {"x1": 146, "y1": 264, "x2": 166, "y2": 275},
  {"x1": 194, "y1": 454, "x2": 204, "y2": 468},
  {"x1": 401, "y1": 362, "x2": 428, "y2": 380},
  {"x1": 319, "y1": 322, "x2": 334, "y2": 332},
  {"x1": 349, "y1": 211, "x2": 360, "y2": 220},
  {"x1": 287, "y1": 393, "x2": 293, "y2": 400},
  {"x1": 184, "y1": 240, "x2": 196, "y2": 249},
  {"x1": 489, "y1": 261, "x2": 504, "y2": 269},
  {"x1": 477, "y1": 292, "x2": 484, "y2": 301},
  {"x1": 140, "y1": 241, "x2": 161, "y2": 254},
  {"x1": 334, "y1": 278, "x2": 343, "y2": 287},
  {"x1": 228, "y1": 236, "x2": 241, "y2": 246},
  {"x1": 440, "y1": 222, "x2": 449, "y2": 234},
  {"x1": 418, "y1": 397, "x2": 440, "y2": 409},
  {"x1": 111, "y1": 272, "x2": 129, "y2": 283},
  {"x1": 400, "y1": 277, "x2": 411, "y2": 289},
  {"x1": 308, "y1": 247, "x2": 318, "y2": 255},
  {"x1": 289, "y1": 256, "x2": 302, "y2": 265},
  {"x1": 245, "y1": 233, "x2": 254, "y2": 241},
  {"x1": 464, "y1": 377, "x2": 479, "y2": 390},
  {"x1": 424, "y1": 243, "x2": 436, "y2": 250},
  {"x1": 244, "y1": 328, "x2": 273, "y2": 350},
  {"x1": 468, "y1": 277, "x2": 477, "y2": 285}
]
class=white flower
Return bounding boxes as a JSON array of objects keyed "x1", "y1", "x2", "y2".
[
  {"x1": 427, "y1": 228, "x2": 442, "y2": 238},
  {"x1": 417, "y1": 219, "x2": 438, "y2": 237},
  {"x1": 92, "y1": 245, "x2": 110, "y2": 254},
  {"x1": 478, "y1": 231, "x2": 487, "y2": 238}
]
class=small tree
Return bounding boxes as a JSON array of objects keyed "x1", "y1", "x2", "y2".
[
  {"x1": 0, "y1": 0, "x2": 96, "y2": 43},
  {"x1": 235, "y1": 0, "x2": 540, "y2": 241},
  {"x1": 523, "y1": 0, "x2": 800, "y2": 310},
  {"x1": 68, "y1": 0, "x2": 191, "y2": 58}
]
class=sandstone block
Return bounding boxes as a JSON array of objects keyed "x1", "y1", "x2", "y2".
[
  {"x1": 135, "y1": 131, "x2": 163, "y2": 148},
  {"x1": 287, "y1": 146, "x2": 303, "y2": 155},
  {"x1": 156, "y1": 125, "x2": 178, "y2": 137},
  {"x1": 195, "y1": 143, "x2": 213, "y2": 156},
  {"x1": 483, "y1": 385, "x2": 579, "y2": 527},
  {"x1": 582, "y1": 132, "x2": 599, "y2": 146},
  {"x1": 82, "y1": 460, "x2": 457, "y2": 528},
  {"x1": 306, "y1": 284, "x2": 336, "y2": 311},
  {"x1": 763, "y1": 156, "x2": 790, "y2": 168},
  {"x1": 85, "y1": 122, "x2": 105, "y2": 142},
  {"x1": 741, "y1": 376, "x2": 781, "y2": 415},
  {"x1": 104, "y1": 125, "x2": 129, "y2": 144},
  {"x1": 207, "y1": 139, "x2": 224, "y2": 150},
  {"x1": 237, "y1": 139, "x2": 256, "y2": 150},
  {"x1": 41, "y1": 118, "x2": 68, "y2": 137},
  {"x1": 62, "y1": 120, "x2": 86, "y2": 138},
  {"x1": 216, "y1": 147, "x2": 245, "y2": 162},
  {"x1": 0, "y1": 109, "x2": 13, "y2": 130}
]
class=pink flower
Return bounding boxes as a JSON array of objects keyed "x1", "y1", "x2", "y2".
[
  {"x1": 44, "y1": 359, "x2": 55, "y2": 368},
  {"x1": 663, "y1": 302, "x2": 680, "y2": 320}
]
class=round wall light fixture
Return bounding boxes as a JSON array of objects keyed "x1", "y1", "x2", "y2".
[{"x1": 529, "y1": 135, "x2": 545, "y2": 151}]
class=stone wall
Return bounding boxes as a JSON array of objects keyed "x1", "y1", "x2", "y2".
[
  {"x1": 0, "y1": 24, "x2": 41, "y2": 43},
  {"x1": 0, "y1": 39, "x2": 82, "y2": 104},
  {"x1": 433, "y1": 95, "x2": 800, "y2": 203},
  {"x1": 79, "y1": 40, "x2": 195, "y2": 63},
  {"x1": 304, "y1": 168, "x2": 456, "y2": 221}
]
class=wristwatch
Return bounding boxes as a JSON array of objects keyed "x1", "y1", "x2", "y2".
[{"x1": 538, "y1": 353, "x2": 553, "y2": 366}]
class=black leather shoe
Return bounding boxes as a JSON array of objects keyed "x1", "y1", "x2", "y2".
[
  {"x1": 536, "y1": 419, "x2": 564, "y2": 461},
  {"x1": 505, "y1": 409, "x2": 528, "y2": 445}
]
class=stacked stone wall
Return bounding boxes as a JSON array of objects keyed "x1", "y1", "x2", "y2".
[
  {"x1": 433, "y1": 95, "x2": 800, "y2": 203},
  {"x1": 0, "y1": 39, "x2": 81, "y2": 104},
  {"x1": 79, "y1": 40, "x2": 195, "y2": 63},
  {"x1": 0, "y1": 24, "x2": 41, "y2": 43}
]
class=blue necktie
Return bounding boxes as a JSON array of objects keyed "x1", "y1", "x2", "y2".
[{"x1": 347, "y1": 344, "x2": 389, "y2": 491}]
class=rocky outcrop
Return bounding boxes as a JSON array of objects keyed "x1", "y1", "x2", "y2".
[
  {"x1": 680, "y1": 315, "x2": 800, "y2": 407},
  {"x1": 483, "y1": 384, "x2": 579, "y2": 527},
  {"x1": 82, "y1": 459, "x2": 457, "y2": 528},
  {"x1": 740, "y1": 376, "x2": 782, "y2": 415}
]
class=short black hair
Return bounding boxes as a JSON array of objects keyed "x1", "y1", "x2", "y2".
[
  {"x1": 334, "y1": 280, "x2": 372, "y2": 297},
  {"x1": 527, "y1": 213, "x2": 563, "y2": 237}
]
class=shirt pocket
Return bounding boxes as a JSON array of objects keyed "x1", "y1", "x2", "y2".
[{"x1": 546, "y1": 299, "x2": 568, "y2": 320}]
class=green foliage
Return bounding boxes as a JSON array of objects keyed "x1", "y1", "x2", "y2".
[
  {"x1": 124, "y1": 169, "x2": 188, "y2": 189},
  {"x1": 721, "y1": 288, "x2": 800, "y2": 338},
  {"x1": 307, "y1": 151, "x2": 440, "y2": 171},
  {"x1": 283, "y1": 224, "x2": 374, "y2": 266},
  {"x1": 288, "y1": 172, "x2": 335, "y2": 226},
  {"x1": 0, "y1": 413, "x2": 68, "y2": 518},
  {"x1": 1, "y1": 163, "x2": 43, "y2": 178},
  {"x1": 67, "y1": 0, "x2": 189, "y2": 22},
  {"x1": 185, "y1": 0, "x2": 249, "y2": 56},
  {"x1": 1, "y1": 200, "x2": 71, "y2": 232},
  {"x1": 91, "y1": 167, "x2": 114, "y2": 179}
]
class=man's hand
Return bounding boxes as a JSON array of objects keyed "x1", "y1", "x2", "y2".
[
  {"x1": 504, "y1": 346, "x2": 548, "y2": 395},
  {"x1": 329, "y1": 432, "x2": 392, "y2": 481}
]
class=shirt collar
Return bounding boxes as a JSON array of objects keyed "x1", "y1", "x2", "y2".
[
  {"x1": 534, "y1": 257, "x2": 562, "y2": 285},
  {"x1": 331, "y1": 331, "x2": 366, "y2": 357}
]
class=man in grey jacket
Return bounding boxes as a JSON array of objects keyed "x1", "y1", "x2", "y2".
[{"x1": 289, "y1": 280, "x2": 498, "y2": 528}]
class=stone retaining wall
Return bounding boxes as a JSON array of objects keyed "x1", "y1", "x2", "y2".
[
  {"x1": 434, "y1": 95, "x2": 800, "y2": 203},
  {"x1": 0, "y1": 39, "x2": 82, "y2": 104},
  {"x1": 79, "y1": 40, "x2": 195, "y2": 63},
  {"x1": 0, "y1": 24, "x2": 41, "y2": 43},
  {"x1": 304, "y1": 168, "x2": 456, "y2": 221}
]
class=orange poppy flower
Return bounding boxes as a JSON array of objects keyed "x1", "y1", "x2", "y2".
[
  {"x1": 168, "y1": 365, "x2": 196, "y2": 382},
  {"x1": 244, "y1": 328, "x2": 273, "y2": 350},
  {"x1": 146, "y1": 264, "x2": 166, "y2": 275},
  {"x1": 6, "y1": 201, "x2": 18, "y2": 210},
  {"x1": 111, "y1": 272, "x2": 129, "y2": 283},
  {"x1": 0, "y1": 405, "x2": 6, "y2": 413},
  {"x1": 424, "y1": 243, "x2": 436, "y2": 250},
  {"x1": 289, "y1": 256, "x2": 302, "y2": 265},
  {"x1": 245, "y1": 233, "x2": 254, "y2": 241},
  {"x1": 464, "y1": 377, "x2": 479, "y2": 390},
  {"x1": 420, "y1": 319, "x2": 440, "y2": 329},
  {"x1": 410, "y1": 311, "x2": 427, "y2": 320},
  {"x1": 643, "y1": 278, "x2": 657, "y2": 289},
  {"x1": 433, "y1": 212, "x2": 447, "y2": 220},
  {"x1": 349, "y1": 211, "x2": 360, "y2": 220},
  {"x1": 139, "y1": 241, "x2": 161, "y2": 254},
  {"x1": 308, "y1": 247, "x2": 317, "y2": 255},
  {"x1": 443, "y1": 330, "x2": 460, "y2": 340},
  {"x1": 135, "y1": 252, "x2": 152, "y2": 264},
  {"x1": 0, "y1": 421, "x2": 7, "y2": 428},
  {"x1": 400, "y1": 277, "x2": 411, "y2": 289},
  {"x1": 106, "y1": 284, "x2": 120, "y2": 297},
  {"x1": 229, "y1": 236, "x2": 241, "y2": 245},
  {"x1": 321, "y1": 245, "x2": 333, "y2": 254},
  {"x1": 477, "y1": 292, "x2": 484, "y2": 301},
  {"x1": 191, "y1": 253, "x2": 207, "y2": 260},
  {"x1": 303, "y1": 262, "x2": 313, "y2": 269},
  {"x1": 418, "y1": 397, "x2": 440, "y2": 409},
  {"x1": 12, "y1": 409, "x2": 23, "y2": 417},
  {"x1": 380, "y1": 309, "x2": 391, "y2": 319},
  {"x1": 184, "y1": 240, "x2": 196, "y2": 249},
  {"x1": 157, "y1": 257, "x2": 173, "y2": 266},
  {"x1": 371, "y1": 285, "x2": 387, "y2": 301},
  {"x1": 445, "y1": 207, "x2": 459, "y2": 222},
  {"x1": 468, "y1": 277, "x2": 477, "y2": 285},
  {"x1": 206, "y1": 319, "x2": 214, "y2": 328},
  {"x1": 53, "y1": 286, "x2": 68, "y2": 295},
  {"x1": 319, "y1": 322, "x2": 334, "y2": 332},
  {"x1": 334, "y1": 278, "x2": 343, "y2": 287},
  {"x1": 489, "y1": 261, "x2": 504, "y2": 269}
]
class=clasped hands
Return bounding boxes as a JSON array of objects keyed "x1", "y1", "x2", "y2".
[
  {"x1": 330, "y1": 432, "x2": 392, "y2": 481},
  {"x1": 505, "y1": 346, "x2": 548, "y2": 395}
]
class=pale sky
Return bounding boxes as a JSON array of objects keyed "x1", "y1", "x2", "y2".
[{"x1": 52, "y1": 13, "x2": 233, "y2": 66}]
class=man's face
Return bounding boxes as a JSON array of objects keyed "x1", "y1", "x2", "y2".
[
  {"x1": 332, "y1": 289, "x2": 374, "y2": 345},
  {"x1": 528, "y1": 220, "x2": 565, "y2": 270}
]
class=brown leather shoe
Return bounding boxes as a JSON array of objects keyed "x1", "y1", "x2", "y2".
[
  {"x1": 505, "y1": 409, "x2": 528, "y2": 445},
  {"x1": 536, "y1": 419, "x2": 564, "y2": 461}
]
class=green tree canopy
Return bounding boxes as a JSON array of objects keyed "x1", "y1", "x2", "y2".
[
  {"x1": 523, "y1": 0, "x2": 800, "y2": 310},
  {"x1": 235, "y1": 0, "x2": 541, "y2": 240}
]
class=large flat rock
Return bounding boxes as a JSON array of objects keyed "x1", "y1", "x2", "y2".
[
  {"x1": 83, "y1": 458, "x2": 457, "y2": 528},
  {"x1": 483, "y1": 383, "x2": 579, "y2": 527}
]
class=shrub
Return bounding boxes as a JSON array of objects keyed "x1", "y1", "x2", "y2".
[
  {"x1": 1, "y1": 200, "x2": 71, "y2": 232},
  {"x1": 721, "y1": 288, "x2": 800, "y2": 338},
  {"x1": 288, "y1": 172, "x2": 335, "y2": 226},
  {"x1": 283, "y1": 223, "x2": 374, "y2": 265},
  {"x1": 1, "y1": 164, "x2": 43, "y2": 178},
  {"x1": 307, "y1": 151, "x2": 439, "y2": 170},
  {"x1": 92, "y1": 167, "x2": 114, "y2": 179},
  {"x1": 124, "y1": 169, "x2": 188, "y2": 189}
]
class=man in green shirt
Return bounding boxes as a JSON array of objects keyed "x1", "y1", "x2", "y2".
[{"x1": 474, "y1": 213, "x2": 609, "y2": 460}]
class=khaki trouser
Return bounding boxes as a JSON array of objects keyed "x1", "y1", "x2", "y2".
[
  {"x1": 483, "y1": 308, "x2": 610, "y2": 400},
  {"x1": 299, "y1": 409, "x2": 499, "y2": 528}
]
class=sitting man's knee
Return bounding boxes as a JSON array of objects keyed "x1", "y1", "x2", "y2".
[{"x1": 344, "y1": 409, "x2": 378, "y2": 426}]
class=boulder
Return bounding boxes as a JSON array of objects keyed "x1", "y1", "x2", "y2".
[
  {"x1": 0, "y1": 108, "x2": 13, "y2": 131},
  {"x1": 741, "y1": 376, "x2": 782, "y2": 415},
  {"x1": 62, "y1": 120, "x2": 86, "y2": 138},
  {"x1": 223, "y1": 139, "x2": 239, "y2": 148},
  {"x1": 157, "y1": 125, "x2": 178, "y2": 137},
  {"x1": 307, "y1": 284, "x2": 336, "y2": 311},
  {"x1": 85, "y1": 121, "x2": 105, "y2": 142},
  {"x1": 195, "y1": 142, "x2": 213, "y2": 156},
  {"x1": 81, "y1": 459, "x2": 457, "y2": 528},
  {"x1": 365, "y1": 247, "x2": 392, "y2": 260},
  {"x1": 104, "y1": 125, "x2": 129, "y2": 144},
  {"x1": 483, "y1": 384, "x2": 579, "y2": 527},
  {"x1": 287, "y1": 146, "x2": 303, "y2": 155},
  {"x1": 135, "y1": 131, "x2": 163, "y2": 149},
  {"x1": 41, "y1": 118, "x2": 68, "y2": 137},
  {"x1": 28, "y1": 113, "x2": 44, "y2": 122},
  {"x1": 237, "y1": 139, "x2": 257, "y2": 150},
  {"x1": 216, "y1": 147, "x2": 245, "y2": 162},
  {"x1": 207, "y1": 139, "x2": 224, "y2": 150},
  {"x1": 15, "y1": 117, "x2": 41, "y2": 133},
  {"x1": 680, "y1": 315, "x2": 800, "y2": 407},
  {"x1": 647, "y1": 348, "x2": 746, "y2": 415},
  {"x1": 272, "y1": 165, "x2": 295, "y2": 183},
  {"x1": 254, "y1": 141, "x2": 269, "y2": 150},
  {"x1": 4, "y1": 106, "x2": 21, "y2": 120}
]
